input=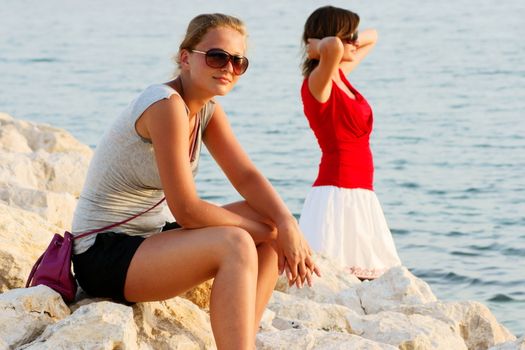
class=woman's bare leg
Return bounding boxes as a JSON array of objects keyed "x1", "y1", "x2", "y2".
[
  {"x1": 222, "y1": 201, "x2": 280, "y2": 332},
  {"x1": 124, "y1": 226, "x2": 258, "y2": 350},
  {"x1": 254, "y1": 242, "x2": 279, "y2": 333}
]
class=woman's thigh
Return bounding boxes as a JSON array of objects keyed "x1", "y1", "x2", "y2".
[{"x1": 124, "y1": 225, "x2": 257, "y2": 302}]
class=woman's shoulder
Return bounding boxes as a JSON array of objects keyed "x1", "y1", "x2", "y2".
[
  {"x1": 133, "y1": 83, "x2": 184, "y2": 110},
  {"x1": 140, "y1": 83, "x2": 179, "y2": 101},
  {"x1": 200, "y1": 98, "x2": 217, "y2": 128},
  {"x1": 301, "y1": 75, "x2": 333, "y2": 107},
  {"x1": 301, "y1": 76, "x2": 315, "y2": 101}
]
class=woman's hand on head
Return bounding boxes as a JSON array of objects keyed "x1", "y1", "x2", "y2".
[
  {"x1": 275, "y1": 217, "x2": 321, "y2": 287},
  {"x1": 306, "y1": 36, "x2": 345, "y2": 103},
  {"x1": 355, "y1": 29, "x2": 378, "y2": 48},
  {"x1": 307, "y1": 37, "x2": 345, "y2": 60},
  {"x1": 306, "y1": 38, "x2": 321, "y2": 60}
]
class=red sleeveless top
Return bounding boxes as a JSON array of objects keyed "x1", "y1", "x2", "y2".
[{"x1": 301, "y1": 69, "x2": 374, "y2": 190}]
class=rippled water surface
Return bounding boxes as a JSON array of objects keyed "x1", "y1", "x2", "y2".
[{"x1": 1, "y1": 0, "x2": 524, "y2": 335}]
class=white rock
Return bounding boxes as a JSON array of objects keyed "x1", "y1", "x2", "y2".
[
  {"x1": 0, "y1": 202, "x2": 59, "y2": 292},
  {"x1": 0, "y1": 122, "x2": 32, "y2": 153},
  {"x1": 256, "y1": 329, "x2": 398, "y2": 350},
  {"x1": 0, "y1": 113, "x2": 91, "y2": 156},
  {"x1": 0, "y1": 113, "x2": 92, "y2": 228},
  {"x1": 133, "y1": 297, "x2": 216, "y2": 349},
  {"x1": 259, "y1": 308, "x2": 278, "y2": 332},
  {"x1": 32, "y1": 149, "x2": 91, "y2": 196},
  {"x1": 19, "y1": 301, "x2": 138, "y2": 349},
  {"x1": 356, "y1": 266, "x2": 437, "y2": 314},
  {"x1": 0, "y1": 149, "x2": 90, "y2": 201},
  {"x1": 0, "y1": 153, "x2": 40, "y2": 190},
  {"x1": 489, "y1": 335, "x2": 525, "y2": 350},
  {"x1": 0, "y1": 183, "x2": 77, "y2": 230},
  {"x1": 346, "y1": 310, "x2": 468, "y2": 349},
  {"x1": 0, "y1": 285, "x2": 70, "y2": 349},
  {"x1": 267, "y1": 291, "x2": 354, "y2": 333},
  {"x1": 394, "y1": 301, "x2": 516, "y2": 349}
]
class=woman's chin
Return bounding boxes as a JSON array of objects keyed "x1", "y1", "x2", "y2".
[{"x1": 212, "y1": 85, "x2": 234, "y2": 96}]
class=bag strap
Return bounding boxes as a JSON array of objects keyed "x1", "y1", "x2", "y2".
[
  {"x1": 189, "y1": 114, "x2": 201, "y2": 161},
  {"x1": 74, "y1": 197, "x2": 166, "y2": 240}
]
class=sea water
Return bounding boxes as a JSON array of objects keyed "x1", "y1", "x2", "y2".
[{"x1": 1, "y1": 0, "x2": 524, "y2": 335}]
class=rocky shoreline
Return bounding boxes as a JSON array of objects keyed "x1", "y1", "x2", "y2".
[{"x1": 0, "y1": 113, "x2": 522, "y2": 349}]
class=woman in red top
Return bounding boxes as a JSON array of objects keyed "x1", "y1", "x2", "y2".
[{"x1": 299, "y1": 6, "x2": 401, "y2": 279}]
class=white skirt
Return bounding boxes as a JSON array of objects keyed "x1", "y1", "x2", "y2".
[{"x1": 299, "y1": 186, "x2": 401, "y2": 279}]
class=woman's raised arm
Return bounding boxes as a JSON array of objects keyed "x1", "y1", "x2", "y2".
[
  {"x1": 307, "y1": 36, "x2": 345, "y2": 103},
  {"x1": 340, "y1": 28, "x2": 378, "y2": 75}
]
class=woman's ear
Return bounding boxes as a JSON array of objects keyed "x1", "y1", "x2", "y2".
[{"x1": 179, "y1": 49, "x2": 190, "y2": 70}]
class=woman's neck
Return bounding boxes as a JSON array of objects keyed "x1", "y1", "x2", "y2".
[{"x1": 168, "y1": 74, "x2": 211, "y2": 117}]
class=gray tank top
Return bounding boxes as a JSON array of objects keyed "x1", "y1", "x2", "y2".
[{"x1": 72, "y1": 84, "x2": 215, "y2": 254}]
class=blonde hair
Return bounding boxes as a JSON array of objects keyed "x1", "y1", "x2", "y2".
[
  {"x1": 174, "y1": 13, "x2": 247, "y2": 73},
  {"x1": 301, "y1": 6, "x2": 360, "y2": 77}
]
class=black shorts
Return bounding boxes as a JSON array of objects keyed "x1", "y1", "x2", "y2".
[{"x1": 72, "y1": 222, "x2": 181, "y2": 303}]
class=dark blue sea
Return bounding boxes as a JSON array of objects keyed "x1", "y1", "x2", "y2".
[{"x1": 1, "y1": 0, "x2": 524, "y2": 335}]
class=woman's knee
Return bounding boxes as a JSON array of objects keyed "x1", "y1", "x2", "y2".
[
  {"x1": 257, "y1": 241, "x2": 279, "y2": 264},
  {"x1": 216, "y1": 226, "x2": 258, "y2": 267},
  {"x1": 257, "y1": 223, "x2": 278, "y2": 243}
]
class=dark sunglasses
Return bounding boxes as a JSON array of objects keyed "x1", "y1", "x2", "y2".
[
  {"x1": 191, "y1": 48, "x2": 249, "y2": 75},
  {"x1": 342, "y1": 31, "x2": 359, "y2": 44}
]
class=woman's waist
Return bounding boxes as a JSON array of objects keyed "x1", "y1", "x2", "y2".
[
  {"x1": 314, "y1": 163, "x2": 374, "y2": 190},
  {"x1": 316, "y1": 150, "x2": 374, "y2": 189},
  {"x1": 317, "y1": 161, "x2": 374, "y2": 178},
  {"x1": 319, "y1": 149, "x2": 373, "y2": 166},
  {"x1": 72, "y1": 194, "x2": 167, "y2": 236}
]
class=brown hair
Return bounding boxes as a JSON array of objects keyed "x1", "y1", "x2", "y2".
[
  {"x1": 174, "y1": 13, "x2": 247, "y2": 72},
  {"x1": 301, "y1": 6, "x2": 360, "y2": 77}
]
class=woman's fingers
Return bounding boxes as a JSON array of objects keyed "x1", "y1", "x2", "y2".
[
  {"x1": 313, "y1": 264, "x2": 322, "y2": 277},
  {"x1": 305, "y1": 269, "x2": 313, "y2": 287},
  {"x1": 297, "y1": 260, "x2": 308, "y2": 285},
  {"x1": 287, "y1": 266, "x2": 315, "y2": 288},
  {"x1": 284, "y1": 255, "x2": 320, "y2": 288},
  {"x1": 305, "y1": 254, "x2": 321, "y2": 277},
  {"x1": 286, "y1": 265, "x2": 297, "y2": 287},
  {"x1": 287, "y1": 257, "x2": 299, "y2": 281},
  {"x1": 277, "y1": 247, "x2": 285, "y2": 275},
  {"x1": 282, "y1": 247, "x2": 322, "y2": 287},
  {"x1": 285, "y1": 264, "x2": 293, "y2": 281}
]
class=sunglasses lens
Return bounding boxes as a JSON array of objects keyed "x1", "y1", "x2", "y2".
[
  {"x1": 342, "y1": 31, "x2": 358, "y2": 44},
  {"x1": 232, "y1": 57, "x2": 249, "y2": 75},
  {"x1": 206, "y1": 50, "x2": 230, "y2": 69}
]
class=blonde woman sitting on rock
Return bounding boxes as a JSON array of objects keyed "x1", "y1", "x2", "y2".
[{"x1": 71, "y1": 13, "x2": 320, "y2": 349}]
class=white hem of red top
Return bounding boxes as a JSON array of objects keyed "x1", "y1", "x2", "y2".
[{"x1": 299, "y1": 186, "x2": 401, "y2": 277}]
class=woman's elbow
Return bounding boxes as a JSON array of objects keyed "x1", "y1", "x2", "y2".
[
  {"x1": 169, "y1": 200, "x2": 201, "y2": 228},
  {"x1": 320, "y1": 36, "x2": 344, "y2": 54},
  {"x1": 370, "y1": 29, "x2": 378, "y2": 44},
  {"x1": 362, "y1": 29, "x2": 378, "y2": 46}
]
